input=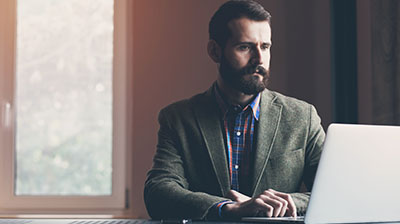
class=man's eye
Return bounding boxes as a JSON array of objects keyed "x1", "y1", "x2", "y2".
[
  {"x1": 238, "y1": 45, "x2": 250, "y2": 51},
  {"x1": 261, "y1": 45, "x2": 270, "y2": 50}
]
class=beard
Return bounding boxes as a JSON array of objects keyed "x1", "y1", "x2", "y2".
[{"x1": 219, "y1": 56, "x2": 270, "y2": 95}]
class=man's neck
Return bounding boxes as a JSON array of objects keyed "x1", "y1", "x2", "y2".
[{"x1": 216, "y1": 78, "x2": 256, "y2": 107}]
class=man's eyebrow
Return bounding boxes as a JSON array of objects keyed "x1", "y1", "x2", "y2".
[
  {"x1": 233, "y1": 41, "x2": 256, "y2": 46},
  {"x1": 233, "y1": 41, "x2": 272, "y2": 46}
]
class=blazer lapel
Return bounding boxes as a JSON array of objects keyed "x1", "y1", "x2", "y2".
[
  {"x1": 194, "y1": 84, "x2": 230, "y2": 196},
  {"x1": 250, "y1": 90, "x2": 282, "y2": 195}
]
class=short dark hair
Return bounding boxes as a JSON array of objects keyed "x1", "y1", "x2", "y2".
[{"x1": 209, "y1": 0, "x2": 271, "y2": 48}]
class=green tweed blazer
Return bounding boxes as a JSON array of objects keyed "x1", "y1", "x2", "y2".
[{"x1": 144, "y1": 83, "x2": 325, "y2": 220}]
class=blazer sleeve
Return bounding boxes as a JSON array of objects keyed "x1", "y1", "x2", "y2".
[
  {"x1": 290, "y1": 105, "x2": 325, "y2": 215},
  {"x1": 144, "y1": 108, "x2": 227, "y2": 220}
]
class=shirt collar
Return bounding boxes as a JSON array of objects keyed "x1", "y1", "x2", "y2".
[{"x1": 214, "y1": 84, "x2": 261, "y2": 121}]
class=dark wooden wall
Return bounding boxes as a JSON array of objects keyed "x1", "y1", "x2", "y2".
[{"x1": 371, "y1": 0, "x2": 400, "y2": 125}]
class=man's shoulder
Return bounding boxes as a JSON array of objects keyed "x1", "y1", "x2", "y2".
[
  {"x1": 263, "y1": 89, "x2": 323, "y2": 135},
  {"x1": 159, "y1": 90, "x2": 210, "y2": 117},
  {"x1": 265, "y1": 89, "x2": 314, "y2": 111}
]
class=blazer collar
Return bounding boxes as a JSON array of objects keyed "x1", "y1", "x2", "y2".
[
  {"x1": 250, "y1": 89, "x2": 283, "y2": 195},
  {"x1": 194, "y1": 83, "x2": 230, "y2": 196}
]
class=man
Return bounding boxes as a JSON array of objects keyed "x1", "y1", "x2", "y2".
[{"x1": 144, "y1": 0, "x2": 325, "y2": 220}]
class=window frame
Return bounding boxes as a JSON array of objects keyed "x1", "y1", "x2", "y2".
[{"x1": 0, "y1": 0, "x2": 129, "y2": 214}]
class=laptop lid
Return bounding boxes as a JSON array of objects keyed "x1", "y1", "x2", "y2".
[{"x1": 305, "y1": 123, "x2": 400, "y2": 224}]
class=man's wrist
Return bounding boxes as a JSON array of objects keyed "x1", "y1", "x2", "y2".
[
  {"x1": 220, "y1": 201, "x2": 238, "y2": 219},
  {"x1": 210, "y1": 200, "x2": 235, "y2": 219}
]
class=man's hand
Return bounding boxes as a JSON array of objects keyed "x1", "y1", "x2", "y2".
[
  {"x1": 225, "y1": 189, "x2": 251, "y2": 203},
  {"x1": 222, "y1": 189, "x2": 297, "y2": 219}
]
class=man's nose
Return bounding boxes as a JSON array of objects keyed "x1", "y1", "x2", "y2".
[{"x1": 250, "y1": 47, "x2": 263, "y2": 66}]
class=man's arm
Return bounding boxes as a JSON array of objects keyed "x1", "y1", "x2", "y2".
[{"x1": 144, "y1": 108, "x2": 228, "y2": 220}]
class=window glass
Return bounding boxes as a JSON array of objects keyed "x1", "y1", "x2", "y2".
[{"x1": 15, "y1": 0, "x2": 114, "y2": 195}]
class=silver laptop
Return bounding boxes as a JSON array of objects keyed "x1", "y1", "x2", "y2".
[{"x1": 243, "y1": 123, "x2": 400, "y2": 224}]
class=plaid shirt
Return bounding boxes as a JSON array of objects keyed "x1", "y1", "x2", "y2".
[
  {"x1": 211, "y1": 85, "x2": 261, "y2": 218},
  {"x1": 215, "y1": 85, "x2": 260, "y2": 191}
]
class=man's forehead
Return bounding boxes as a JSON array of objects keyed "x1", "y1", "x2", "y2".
[
  {"x1": 228, "y1": 17, "x2": 270, "y2": 28},
  {"x1": 227, "y1": 17, "x2": 271, "y2": 43}
]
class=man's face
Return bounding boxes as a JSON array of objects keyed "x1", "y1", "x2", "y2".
[{"x1": 219, "y1": 17, "x2": 271, "y2": 95}]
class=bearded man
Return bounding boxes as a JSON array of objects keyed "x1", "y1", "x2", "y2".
[{"x1": 144, "y1": 0, "x2": 325, "y2": 220}]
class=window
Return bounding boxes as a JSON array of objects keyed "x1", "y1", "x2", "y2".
[{"x1": 0, "y1": 0, "x2": 129, "y2": 213}]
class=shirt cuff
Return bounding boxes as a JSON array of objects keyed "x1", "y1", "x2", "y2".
[{"x1": 214, "y1": 200, "x2": 236, "y2": 218}]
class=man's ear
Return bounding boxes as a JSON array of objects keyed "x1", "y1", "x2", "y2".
[{"x1": 207, "y1": 39, "x2": 222, "y2": 63}]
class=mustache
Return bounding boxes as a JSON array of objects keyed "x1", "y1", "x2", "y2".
[{"x1": 244, "y1": 65, "x2": 267, "y2": 76}]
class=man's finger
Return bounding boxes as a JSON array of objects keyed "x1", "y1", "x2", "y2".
[
  {"x1": 268, "y1": 193, "x2": 288, "y2": 217},
  {"x1": 259, "y1": 194, "x2": 283, "y2": 217},
  {"x1": 253, "y1": 198, "x2": 274, "y2": 217},
  {"x1": 268, "y1": 189, "x2": 297, "y2": 217}
]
